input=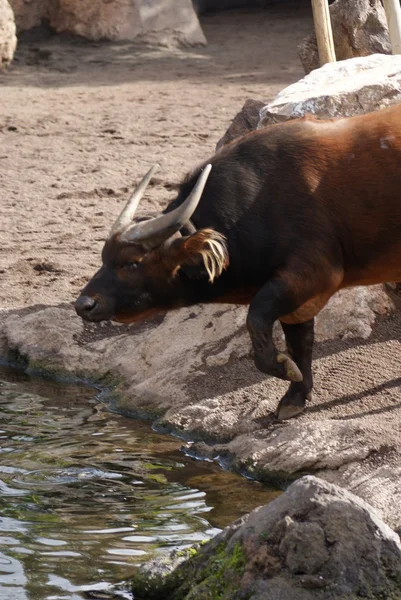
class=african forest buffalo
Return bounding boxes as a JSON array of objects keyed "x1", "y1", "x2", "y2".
[{"x1": 75, "y1": 102, "x2": 401, "y2": 421}]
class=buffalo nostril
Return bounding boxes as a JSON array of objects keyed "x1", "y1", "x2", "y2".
[{"x1": 75, "y1": 296, "x2": 96, "y2": 316}]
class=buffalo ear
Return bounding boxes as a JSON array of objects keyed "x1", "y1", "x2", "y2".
[{"x1": 166, "y1": 229, "x2": 229, "y2": 283}]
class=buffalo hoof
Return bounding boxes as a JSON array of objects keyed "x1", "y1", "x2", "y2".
[
  {"x1": 253, "y1": 352, "x2": 303, "y2": 382},
  {"x1": 276, "y1": 354, "x2": 303, "y2": 382},
  {"x1": 275, "y1": 391, "x2": 311, "y2": 421}
]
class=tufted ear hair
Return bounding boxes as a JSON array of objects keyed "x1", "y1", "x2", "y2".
[{"x1": 164, "y1": 229, "x2": 229, "y2": 283}]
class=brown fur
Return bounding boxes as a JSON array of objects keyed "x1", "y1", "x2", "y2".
[{"x1": 163, "y1": 229, "x2": 229, "y2": 282}]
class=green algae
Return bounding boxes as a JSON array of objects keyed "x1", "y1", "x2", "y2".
[{"x1": 131, "y1": 541, "x2": 249, "y2": 600}]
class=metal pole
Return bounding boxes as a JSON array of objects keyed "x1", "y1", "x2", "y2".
[{"x1": 311, "y1": 0, "x2": 336, "y2": 66}]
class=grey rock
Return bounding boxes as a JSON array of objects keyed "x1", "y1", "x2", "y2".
[
  {"x1": 0, "y1": 302, "x2": 251, "y2": 412},
  {"x1": 216, "y1": 99, "x2": 265, "y2": 151},
  {"x1": 211, "y1": 419, "x2": 378, "y2": 475},
  {"x1": 138, "y1": 0, "x2": 206, "y2": 47},
  {"x1": 315, "y1": 285, "x2": 392, "y2": 340},
  {"x1": 279, "y1": 519, "x2": 329, "y2": 575},
  {"x1": 131, "y1": 476, "x2": 401, "y2": 600},
  {"x1": 230, "y1": 476, "x2": 401, "y2": 599},
  {"x1": 259, "y1": 54, "x2": 401, "y2": 126},
  {"x1": 191, "y1": 413, "x2": 401, "y2": 533},
  {"x1": 299, "y1": 0, "x2": 390, "y2": 75}
]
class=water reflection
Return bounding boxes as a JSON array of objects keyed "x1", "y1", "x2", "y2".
[{"x1": 0, "y1": 365, "x2": 280, "y2": 599}]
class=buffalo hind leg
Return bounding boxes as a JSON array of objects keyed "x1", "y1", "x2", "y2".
[
  {"x1": 275, "y1": 319, "x2": 314, "y2": 421},
  {"x1": 247, "y1": 276, "x2": 307, "y2": 384}
]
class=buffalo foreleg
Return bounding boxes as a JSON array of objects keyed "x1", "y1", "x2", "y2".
[
  {"x1": 275, "y1": 319, "x2": 315, "y2": 421},
  {"x1": 246, "y1": 277, "x2": 306, "y2": 383},
  {"x1": 247, "y1": 265, "x2": 341, "y2": 419}
]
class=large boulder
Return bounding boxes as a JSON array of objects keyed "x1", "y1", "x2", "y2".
[
  {"x1": 8, "y1": 0, "x2": 206, "y2": 45},
  {"x1": 0, "y1": 0, "x2": 16, "y2": 69},
  {"x1": 50, "y1": 0, "x2": 143, "y2": 42},
  {"x1": 299, "y1": 0, "x2": 390, "y2": 75},
  {"x1": 131, "y1": 476, "x2": 401, "y2": 600},
  {"x1": 0, "y1": 303, "x2": 252, "y2": 426},
  {"x1": 259, "y1": 53, "x2": 401, "y2": 126},
  {"x1": 216, "y1": 98, "x2": 265, "y2": 151},
  {"x1": 137, "y1": 0, "x2": 206, "y2": 47}
]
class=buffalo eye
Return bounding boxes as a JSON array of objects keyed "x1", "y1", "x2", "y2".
[{"x1": 123, "y1": 261, "x2": 139, "y2": 271}]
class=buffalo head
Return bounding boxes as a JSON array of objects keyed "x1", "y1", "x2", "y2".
[{"x1": 74, "y1": 164, "x2": 229, "y2": 323}]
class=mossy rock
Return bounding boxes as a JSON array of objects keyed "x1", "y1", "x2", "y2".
[{"x1": 131, "y1": 542, "x2": 248, "y2": 600}]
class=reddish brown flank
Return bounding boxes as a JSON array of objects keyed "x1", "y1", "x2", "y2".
[{"x1": 76, "y1": 103, "x2": 401, "y2": 421}]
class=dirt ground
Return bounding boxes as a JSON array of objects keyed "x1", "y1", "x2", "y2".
[{"x1": 0, "y1": 3, "x2": 311, "y2": 308}]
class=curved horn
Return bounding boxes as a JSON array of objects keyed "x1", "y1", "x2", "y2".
[
  {"x1": 120, "y1": 163, "x2": 212, "y2": 248},
  {"x1": 109, "y1": 164, "x2": 159, "y2": 237}
]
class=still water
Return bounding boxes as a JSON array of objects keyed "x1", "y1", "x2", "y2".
[{"x1": 0, "y1": 365, "x2": 279, "y2": 600}]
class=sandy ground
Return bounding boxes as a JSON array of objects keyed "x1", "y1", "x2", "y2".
[{"x1": 0, "y1": 3, "x2": 311, "y2": 308}]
